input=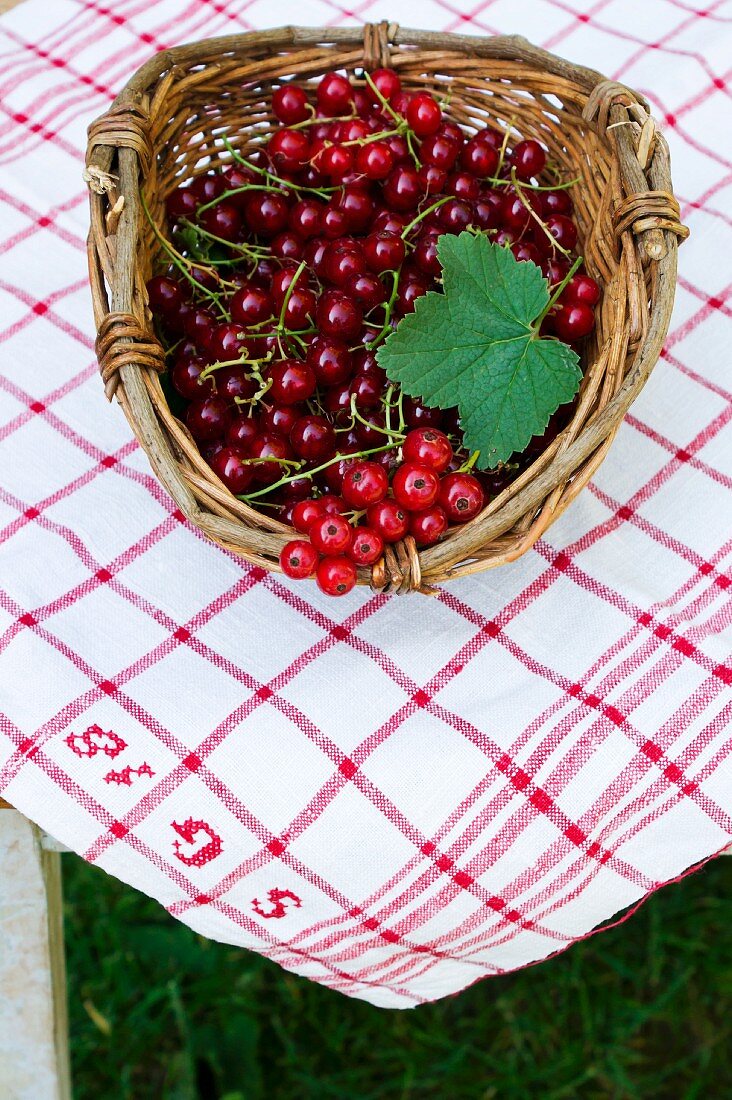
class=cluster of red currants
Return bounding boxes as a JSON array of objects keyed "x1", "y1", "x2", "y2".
[{"x1": 146, "y1": 66, "x2": 600, "y2": 596}]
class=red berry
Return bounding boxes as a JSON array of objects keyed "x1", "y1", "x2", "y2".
[
  {"x1": 323, "y1": 242, "x2": 365, "y2": 286},
  {"x1": 245, "y1": 192, "x2": 289, "y2": 236},
  {"x1": 510, "y1": 139, "x2": 546, "y2": 181},
  {"x1": 230, "y1": 283, "x2": 273, "y2": 326},
  {"x1": 317, "y1": 72, "x2": 354, "y2": 117},
  {"x1": 290, "y1": 415, "x2": 336, "y2": 461},
  {"x1": 392, "y1": 462, "x2": 440, "y2": 511},
  {"x1": 383, "y1": 166, "x2": 421, "y2": 211},
  {"x1": 541, "y1": 189, "x2": 573, "y2": 217},
  {"x1": 210, "y1": 445, "x2": 254, "y2": 494},
  {"x1": 348, "y1": 525, "x2": 384, "y2": 566},
  {"x1": 272, "y1": 85, "x2": 310, "y2": 125},
  {"x1": 306, "y1": 337, "x2": 353, "y2": 386},
  {"x1": 460, "y1": 137, "x2": 499, "y2": 178},
  {"x1": 292, "y1": 497, "x2": 327, "y2": 533},
  {"x1": 261, "y1": 404, "x2": 302, "y2": 438},
  {"x1": 439, "y1": 198, "x2": 474, "y2": 232},
  {"x1": 288, "y1": 199, "x2": 323, "y2": 240},
  {"x1": 369, "y1": 67, "x2": 401, "y2": 104},
  {"x1": 365, "y1": 499, "x2": 409, "y2": 543},
  {"x1": 226, "y1": 415, "x2": 260, "y2": 450},
  {"x1": 171, "y1": 356, "x2": 212, "y2": 400},
  {"x1": 419, "y1": 133, "x2": 460, "y2": 170},
  {"x1": 191, "y1": 174, "x2": 226, "y2": 204},
  {"x1": 147, "y1": 275, "x2": 186, "y2": 316},
  {"x1": 406, "y1": 92, "x2": 442, "y2": 137},
  {"x1": 403, "y1": 397, "x2": 443, "y2": 429},
  {"x1": 409, "y1": 505, "x2": 448, "y2": 546},
  {"x1": 283, "y1": 286, "x2": 317, "y2": 329},
  {"x1": 349, "y1": 371, "x2": 383, "y2": 410},
  {"x1": 363, "y1": 231, "x2": 405, "y2": 274},
  {"x1": 280, "y1": 539, "x2": 318, "y2": 579},
  {"x1": 316, "y1": 289, "x2": 363, "y2": 340},
  {"x1": 563, "y1": 273, "x2": 601, "y2": 307},
  {"x1": 186, "y1": 395, "x2": 231, "y2": 442},
  {"x1": 310, "y1": 514, "x2": 352, "y2": 555},
  {"x1": 438, "y1": 472, "x2": 484, "y2": 522},
  {"x1": 268, "y1": 128, "x2": 311, "y2": 173},
  {"x1": 213, "y1": 365, "x2": 257, "y2": 405},
  {"x1": 248, "y1": 432, "x2": 294, "y2": 484},
  {"x1": 545, "y1": 214, "x2": 578, "y2": 252},
  {"x1": 316, "y1": 555, "x2": 357, "y2": 596},
  {"x1": 341, "y1": 461, "x2": 388, "y2": 508},
  {"x1": 320, "y1": 143, "x2": 354, "y2": 181},
  {"x1": 347, "y1": 272, "x2": 387, "y2": 311},
  {"x1": 553, "y1": 302, "x2": 596, "y2": 341},
  {"x1": 355, "y1": 140, "x2": 394, "y2": 180},
  {"x1": 319, "y1": 493, "x2": 347, "y2": 515},
  {"x1": 166, "y1": 186, "x2": 197, "y2": 221},
  {"x1": 268, "y1": 360, "x2": 316, "y2": 404},
  {"x1": 402, "y1": 428, "x2": 452, "y2": 473}
]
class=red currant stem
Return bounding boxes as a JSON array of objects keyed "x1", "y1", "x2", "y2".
[
  {"x1": 234, "y1": 376, "x2": 273, "y2": 406},
  {"x1": 199, "y1": 351, "x2": 273, "y2": 388},
  {"x1": 509, "y1": 170, "x2": 572, "y2": 257},
  {"x1": 285, "y1": 109, "x2": 354, "y2": 131},
  {"x1": 365, "y1": 269, "x2": 400, "y2": 350},
  {"x1": 457, "y1": 449, "x2": 480, "y2": 473},
  {"x1": 141, "y1": 194, "x2": 229, "y2": 312},
  {"x1": 494, "y1": 121, "x2": 515, "y2": 179},
  {"x1": 400, "y1": 196, "x2": 452, "y2": 241},
  {"x1": 180, "y1": 218, "x2": 267, "y2": 260},
  {"x1": 483, "y1": 174, "x2": 580, "y2": 192},
  {"x1": 341, "y1": 126, "x2": 402, "y2": 148},
  {"x1": 363, "y1": 72, "x2": 405, "y2": 130},
  {"x1": 276, "y1": 260, "x2": 307, "y2": 331},
  {"x1": 348, "y1": 393, "x2": 406, "y2": 442},
  {"x1": 537, "y1": 254, "x2": 584, "y2": 326},
  {"x1": 403, "y1": 127, "x2": 421, "y2": 168},
  {"x1": 195, "y1": 185, "x2": 286, "y2": 216},
  {"x1": 222, "y1": 137, "x2": 335, "y2": 199},
  {"x1": 242, "y1": 454, "x2": 303, "y2": 470},
  {"x1": 239, "y1": 440, "x2": 399, "y2": 501}
]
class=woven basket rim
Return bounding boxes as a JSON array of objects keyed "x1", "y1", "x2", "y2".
[{"x1": 85, "y1": 24, "x2": 683, "y2": 593}]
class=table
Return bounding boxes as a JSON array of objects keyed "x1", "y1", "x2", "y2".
[{"x1": 0, "y1": 0, "x2": 730, "y2": 1031}]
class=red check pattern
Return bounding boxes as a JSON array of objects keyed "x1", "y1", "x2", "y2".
[{"x1": 0, "y1": 0, "x2": 731, "y2": 1009}]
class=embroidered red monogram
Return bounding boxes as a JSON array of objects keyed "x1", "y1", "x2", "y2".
[
  {"x1": 252, "y1": 888, "x2": 302, "y2": 919},
  {"x1": 104, "y1": 763, "x2": 155, "y2": 786},
  {"x1": 65, "y1": 724, "x2": 126, "y2": 759},
  {"x1": 171, "y1": 818, "x2": 223, "y2": 867}
]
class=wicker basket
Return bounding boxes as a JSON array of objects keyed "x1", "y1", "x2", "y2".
[{"x1": 85, "y1": 23, "x2": 687, "y2": 594}]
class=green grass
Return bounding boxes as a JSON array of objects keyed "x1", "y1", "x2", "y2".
[{"x1": 64, "y1": 855, "x2": 731, "y2": 1100}]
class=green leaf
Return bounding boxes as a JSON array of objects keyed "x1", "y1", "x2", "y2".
[{"x1": 376, "y1": 233, "x2": 582, "y2": 469}]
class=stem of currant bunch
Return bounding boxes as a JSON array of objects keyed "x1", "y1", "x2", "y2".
[
  {"x1": 141, "y1": 193, "x2": 231, "y2": 314},
  {"x1": 222, "y1": 136, "x2": 335, "y2": 200},
  {"x1": 537, "y1": 254, "x2": 584, "y2": 326},
  {"x1": 239, "y1": 439, "x2": 403, "y2": 502}
]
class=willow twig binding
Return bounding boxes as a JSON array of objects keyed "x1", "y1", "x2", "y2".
[{"x1": 85, "y1": 23, "x2": 686, "y2": 593}]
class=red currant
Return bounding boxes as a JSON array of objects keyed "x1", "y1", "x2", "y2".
[
  {"x1": 383, "y1": 166, "x2": 421, "y2": 211},
  {"x1": 268, "y1": 359, "x2": 316, "y2": 404},
  {"x1": 392, "y1": 462, "x2": 440, "y2": 511},
  {"x1": 545, "y1": 214, "x2": 578, "y2": 251},
  {"x1": 210, "y1": 445, "x2": 254, "y2": 494},
  {"x1": 369, "y1": 67, "x2": 401, "y2": 104},
  {"x1": 406, "y1": 92, "x2": 442, "y2": 137},
  {"x1": 226, "y1": 414, "x2": 260, "y2": 450},
  {"x1": 290, "y1": 415, "x2": 336, "y2": 461},
  {"x1": 186, "y1": 395, "x2": 231, "y2": 442},
  {"x1": 316, "y1": 555, "x2": 357, "y2": 596},
  {"x1": 553, "y1": 302, "x2": 596, "y2": 341},
  {"x1": 355, "y1": 140, "x2": 394, "y2": 180},
  {"x1": 316, "y1": 289, "x2": 363, "y2": 340},
  {"x1": 310, "y1": 513, "x2": 352, "y2": 554},
  {"x1": 317, "y1": 72, "x2": 354, "y2": 117},
  {"x1": 409, "y1": 505, "x2": 447, "y2": 546},
  {"x1": 292, "y1": 497, "x2": 327, "y2": 533},
  {"x1": 341, "y1": 461, "x2": 389, "y2": 508},
  {"x1": 348, "y1": 525, "x2": 384, "y2": 565},
  {"x1": 563, "y1": 273, "x2": 600, "y2": 307},
  {"x1": 460, "y1": 137, "x2": 499, "y2": 178},
  {"x1": 268, "y1": 128, "x2": 311, "y2": 173},
  {"x1": 280, "y1": 539, "x2": 318, "y2": 579},
  {"x1": 272, "y1": 85, "x2": 310, "y2": 125},
  {"x1": 510, "y1": 139, "x2": 546, "y2": 181},
  {"x1": 438, "y1": 472, "x2": 484, "y2": 522},
  {"x1": 365, "y1": 499, "x2": 409, "y2": 543},
  {"x1": 230, "y1": 283, "x2": 272, "y2": 326},
  {"x1": 249, "y1": 432, "x2": 294, "y2": 484},
  {"x1": 402, "y1": 428, "x2": 452, "y2": 473},
  {"x1": 363, "y1": 231, "x2": 405, "y2": 274}
]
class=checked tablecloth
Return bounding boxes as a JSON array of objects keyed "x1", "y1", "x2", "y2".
[{"x1": 1, "y1": 0, "x2": 731, "y2": 1010}]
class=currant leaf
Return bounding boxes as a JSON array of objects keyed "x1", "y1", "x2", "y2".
[{"x1": 376, "y1": 233, "x2": 582, "y2": 468}]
